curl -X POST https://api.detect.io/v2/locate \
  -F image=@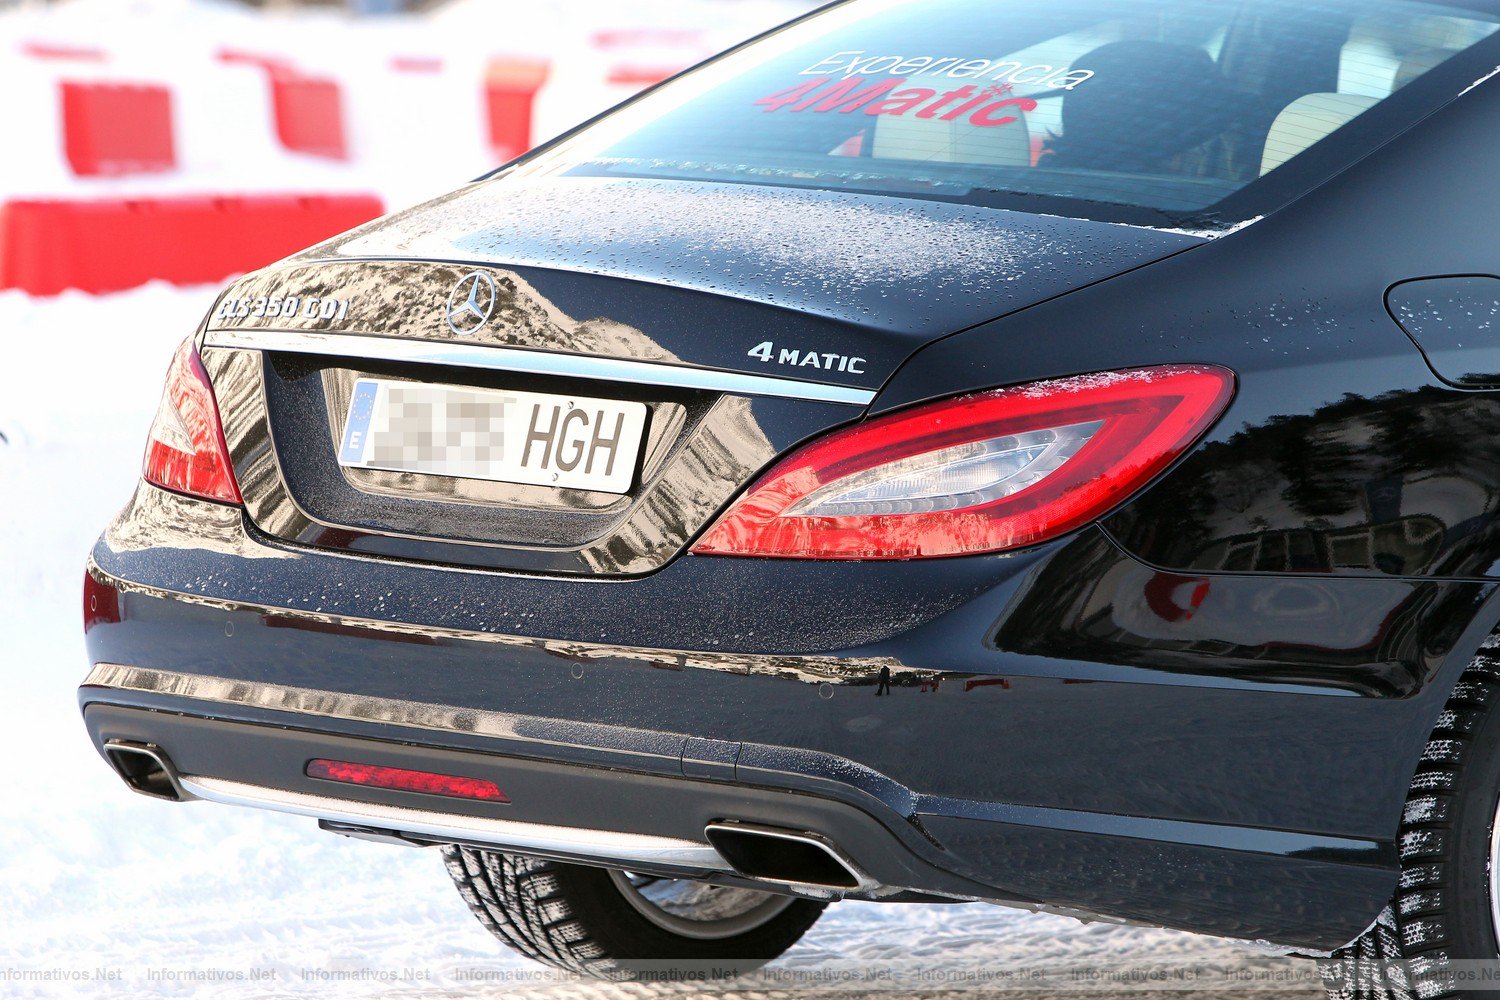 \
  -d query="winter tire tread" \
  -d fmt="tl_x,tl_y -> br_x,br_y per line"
1320,655 -> 1500,1000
